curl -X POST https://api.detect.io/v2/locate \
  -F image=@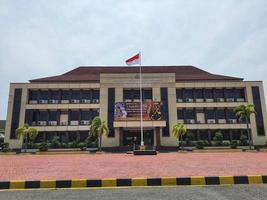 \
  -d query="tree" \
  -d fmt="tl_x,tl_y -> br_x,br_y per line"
234,104 -> 256,150
89,117 -> 109,151
16,124 -> 38,152
172,123 -> 187,150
